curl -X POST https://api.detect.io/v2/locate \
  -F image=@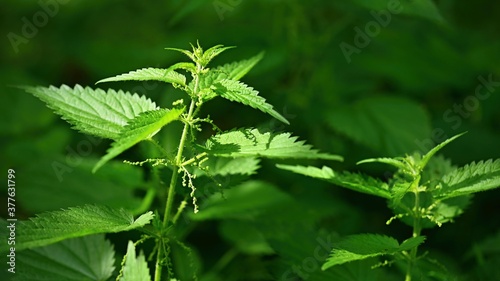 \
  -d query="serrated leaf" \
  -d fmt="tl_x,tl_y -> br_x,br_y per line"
94,108 -> 184,172
200,45 -> 235,66
435,159 -> 500,199
22,85 -> 158,140
97,68 -> 186,86
202,128 -> 342,160
357,157 -> 408,171
167,62 -> 197,74
119,241 -> 152,281
420,132 -> 466,171
277,164 -> 390,198
194,157 -> 261,177
0,205 -> 154,252
15,234 -> 115,281
322,234 -> 425,270
213,79 -> 290,124
217,52 -> 264,80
